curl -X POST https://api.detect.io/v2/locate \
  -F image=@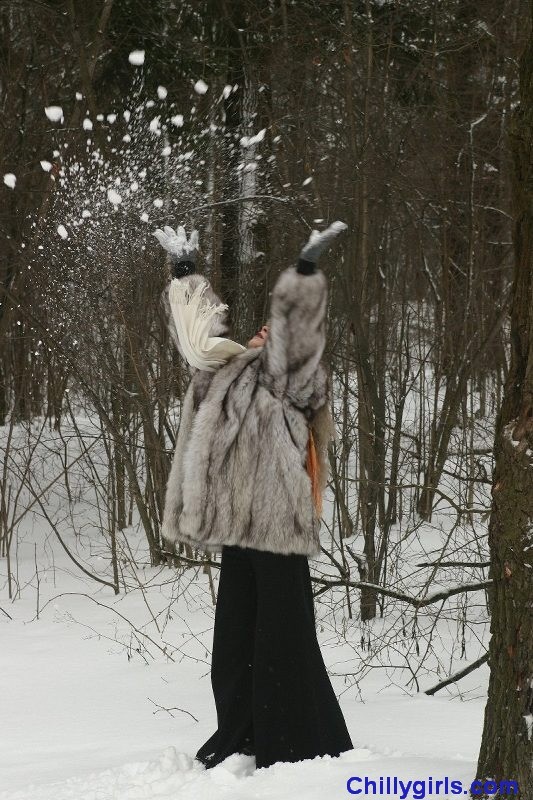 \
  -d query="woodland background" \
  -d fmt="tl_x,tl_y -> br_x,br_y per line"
1,1 -> 532,796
